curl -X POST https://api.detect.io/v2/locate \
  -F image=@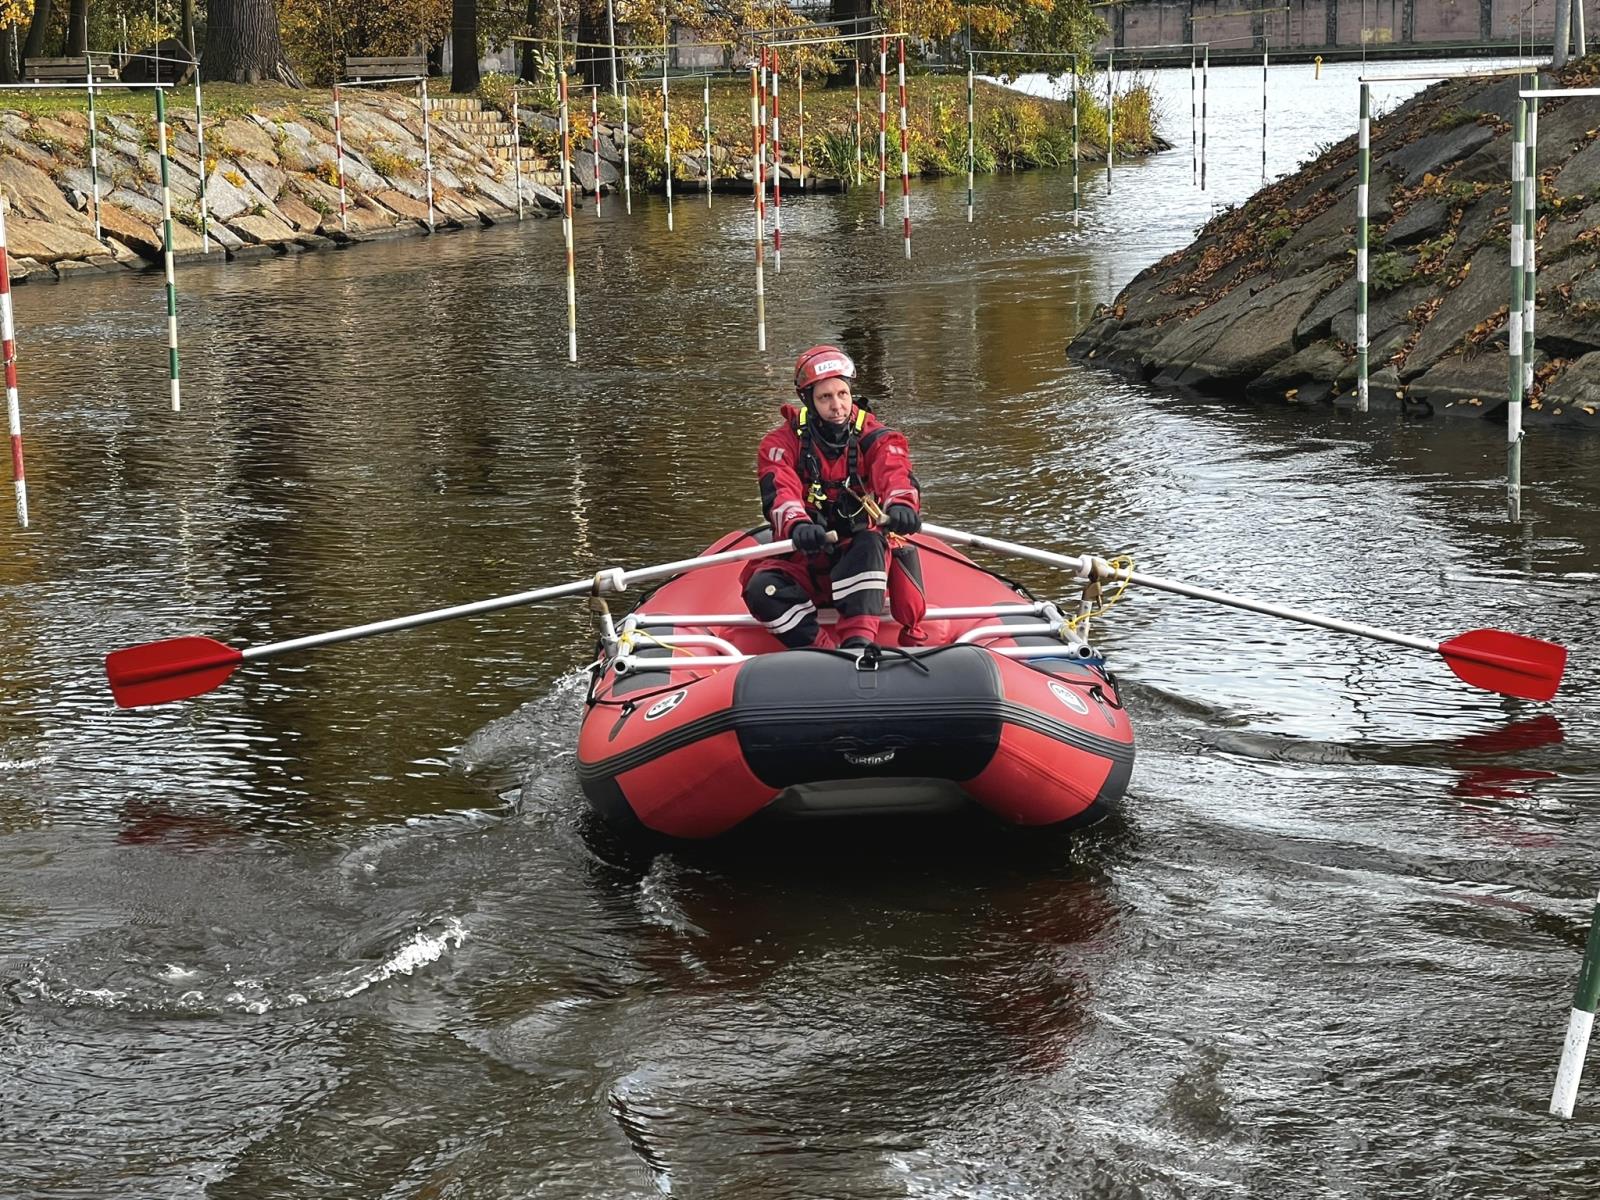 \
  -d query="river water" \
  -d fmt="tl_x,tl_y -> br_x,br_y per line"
2,59 -> 1597,1198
